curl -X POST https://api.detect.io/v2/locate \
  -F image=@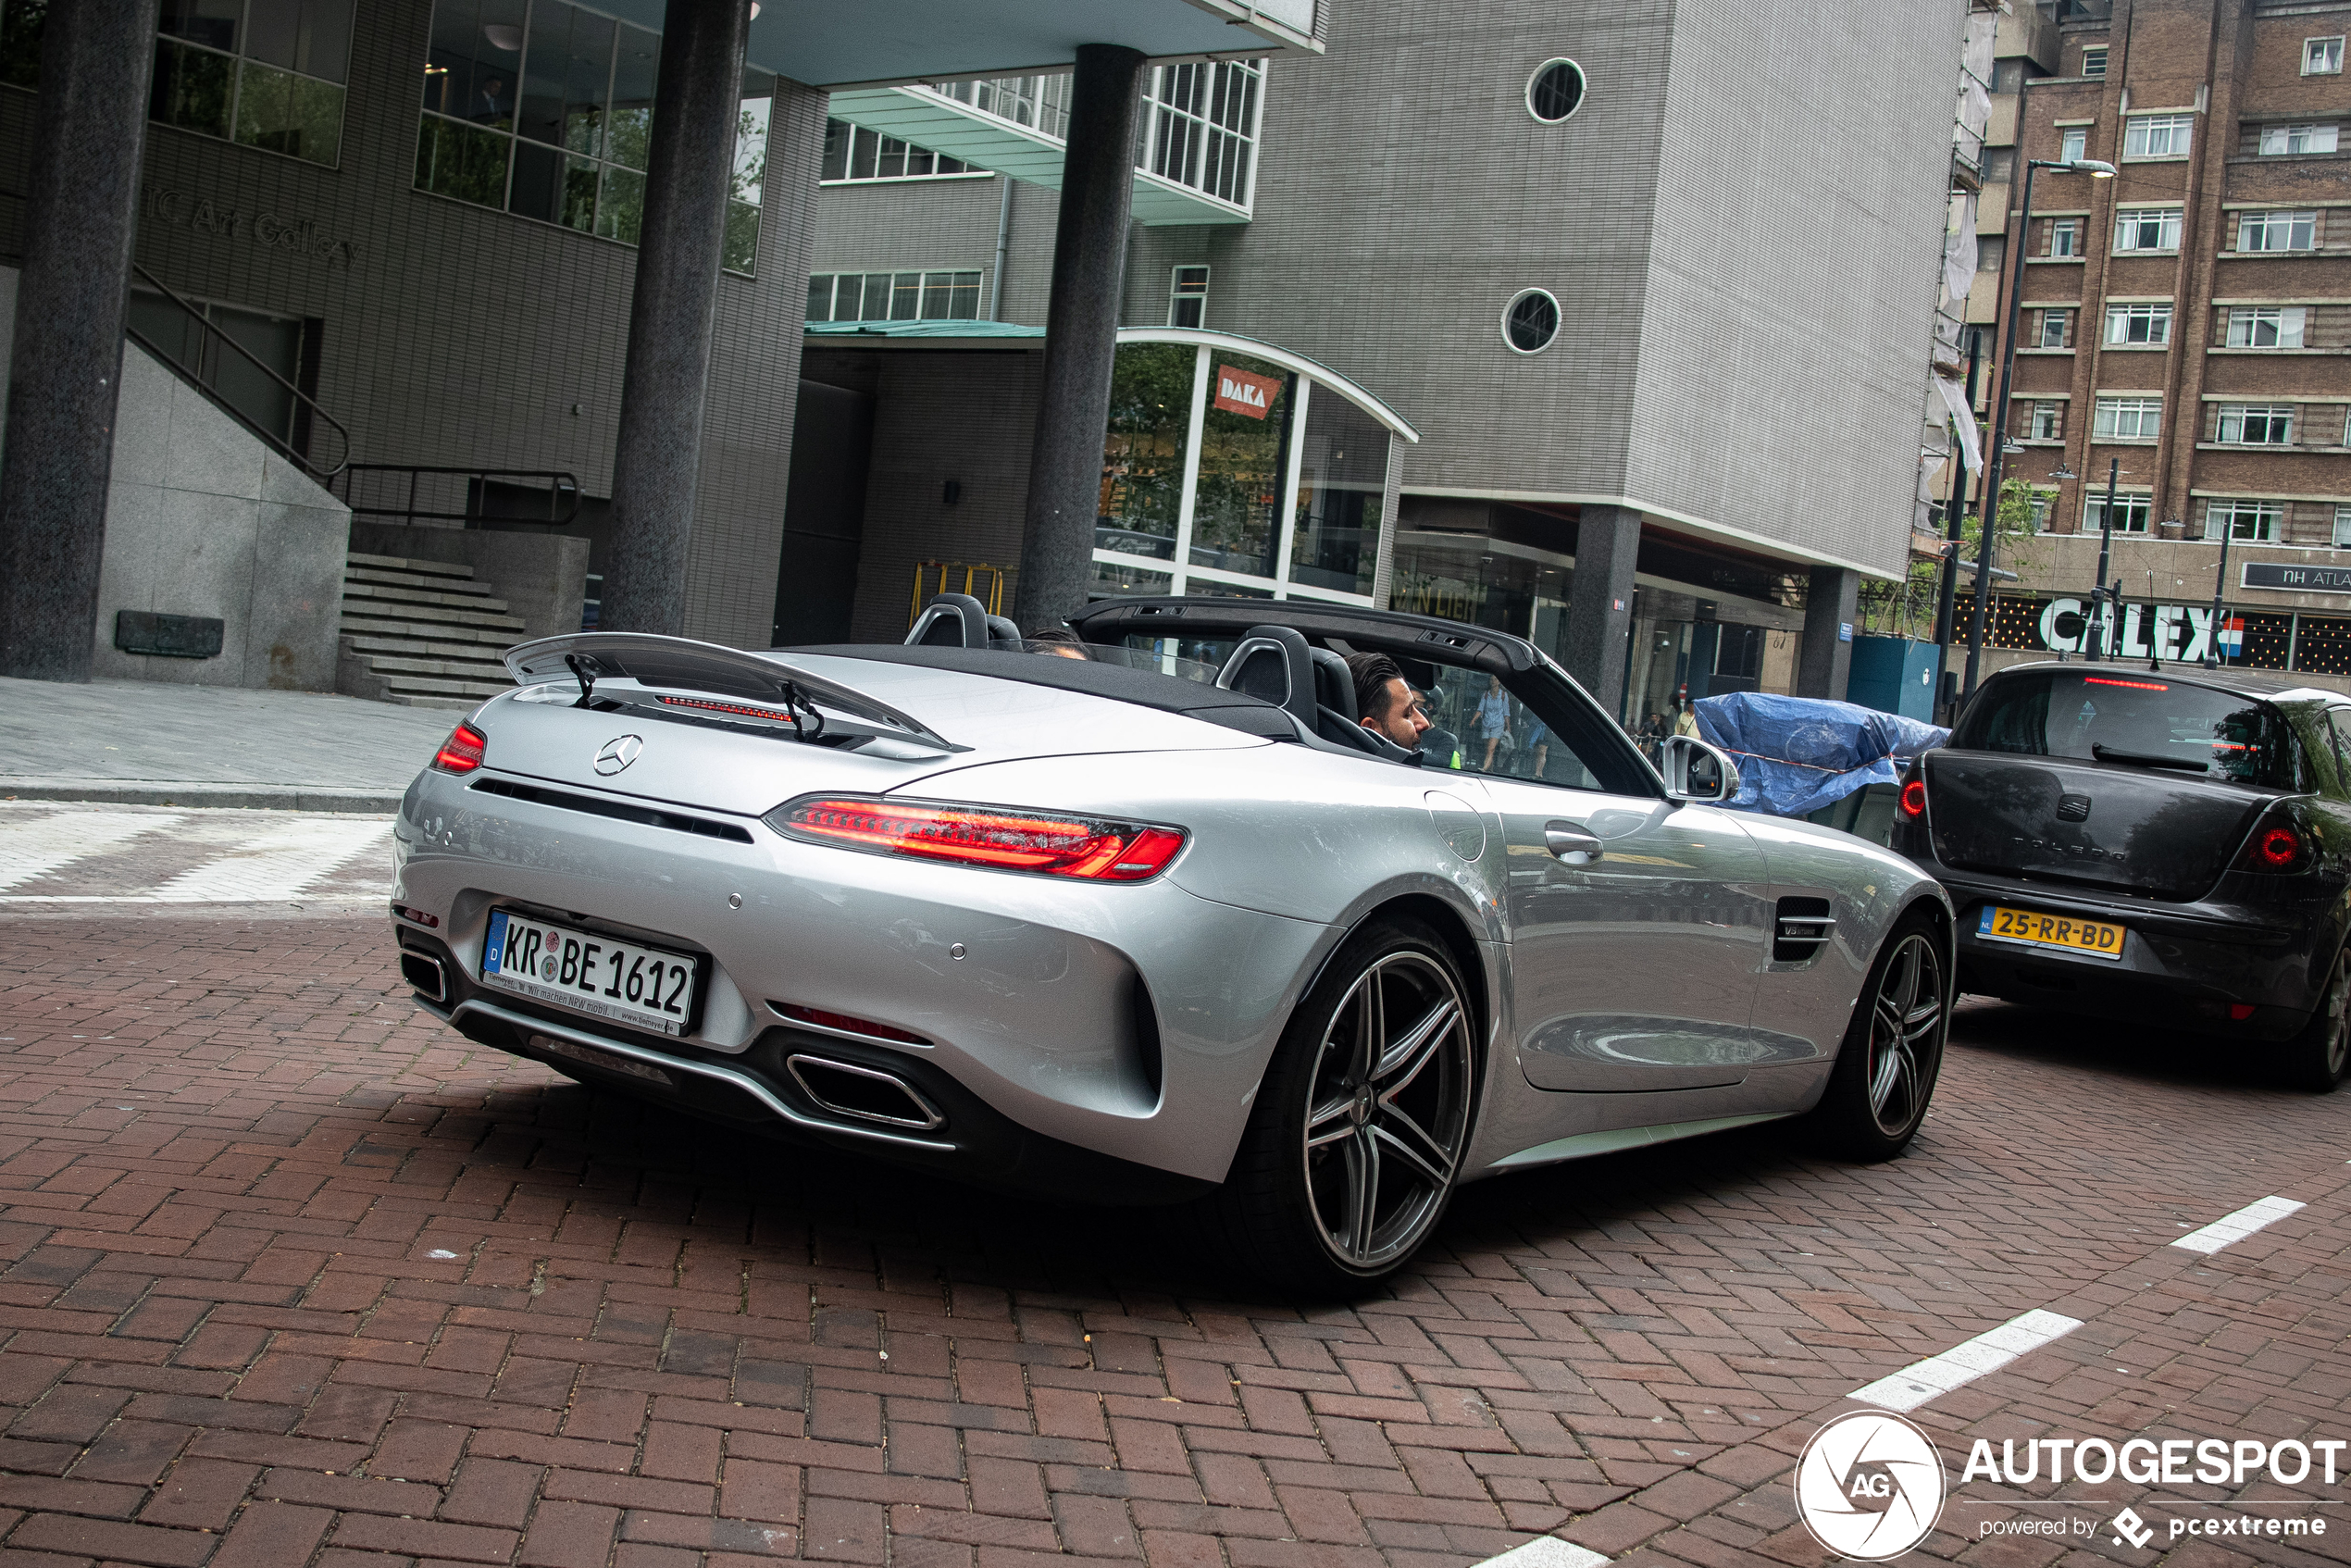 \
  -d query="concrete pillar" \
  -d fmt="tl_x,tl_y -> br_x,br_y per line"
1797,565 -> 1859,700
601,0 -> 750,636
1011,44 -> 1147,631
0,0 -> 162,681
1562,505 -> 1640,716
